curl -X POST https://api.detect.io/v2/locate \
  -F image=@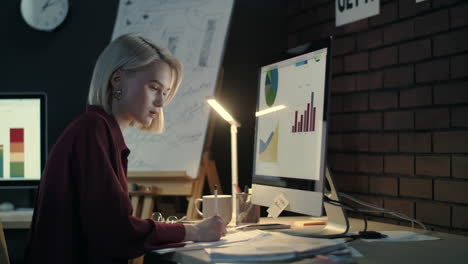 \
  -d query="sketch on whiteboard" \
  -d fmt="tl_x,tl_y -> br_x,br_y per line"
112,0 -> 234,178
